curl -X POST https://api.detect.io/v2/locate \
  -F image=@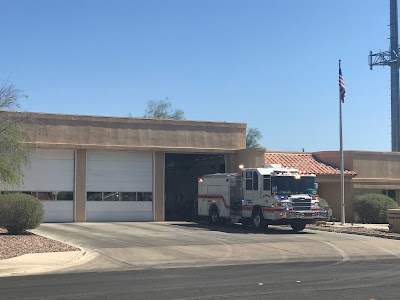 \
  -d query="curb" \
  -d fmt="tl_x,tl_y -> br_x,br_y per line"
307,226 -> 400,240
0,249 -> 89,277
